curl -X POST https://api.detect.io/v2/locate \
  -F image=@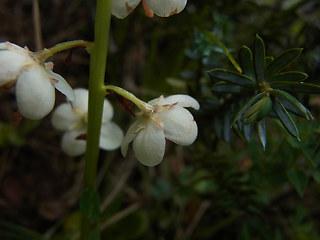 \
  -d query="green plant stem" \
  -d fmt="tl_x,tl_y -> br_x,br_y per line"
35,40 -> 92,63
105,85 -> 153,113
81,0 -> 112,239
